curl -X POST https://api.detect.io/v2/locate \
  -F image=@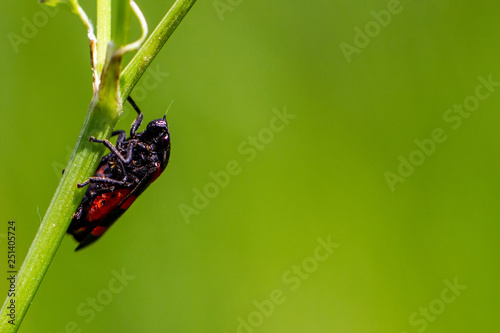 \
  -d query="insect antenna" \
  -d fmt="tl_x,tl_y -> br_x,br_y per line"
163,100 -> 174,120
